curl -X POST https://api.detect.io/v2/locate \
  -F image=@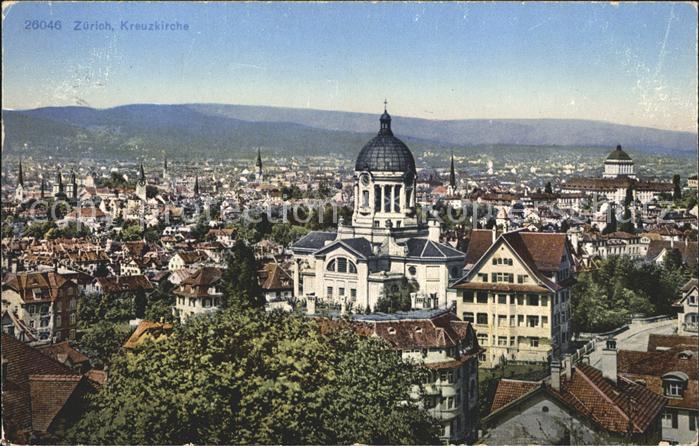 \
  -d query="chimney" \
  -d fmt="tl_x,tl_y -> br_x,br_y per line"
563,354 -> 572,380
428,220 -> 441,243
601,337 -> 618,384
491,226 -> 497,244
306,296 -> 316,315
551,359 -> 561,391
